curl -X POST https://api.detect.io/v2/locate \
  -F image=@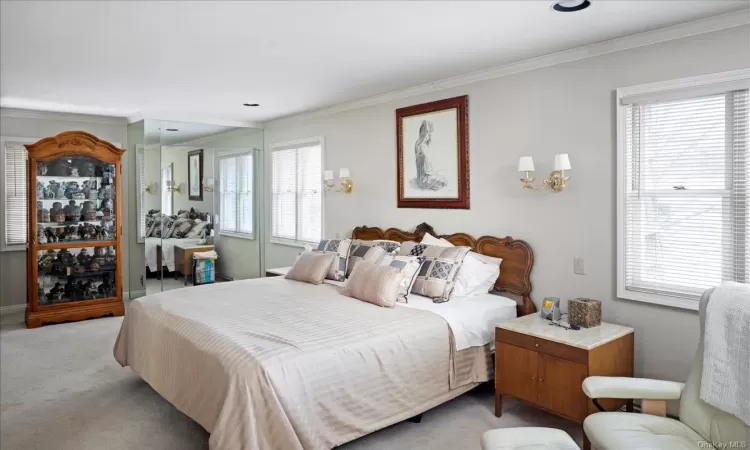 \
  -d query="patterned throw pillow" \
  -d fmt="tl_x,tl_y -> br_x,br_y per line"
346,243 -> 386,277
373,239 -> 401,256
149,217 -> 164,238
380,255 -> 424,303
399,242 -> 471,303
186,220 -> 209,238
314,238 -> 352,282
171,218 -> 195,239
161,216 -> 177,239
